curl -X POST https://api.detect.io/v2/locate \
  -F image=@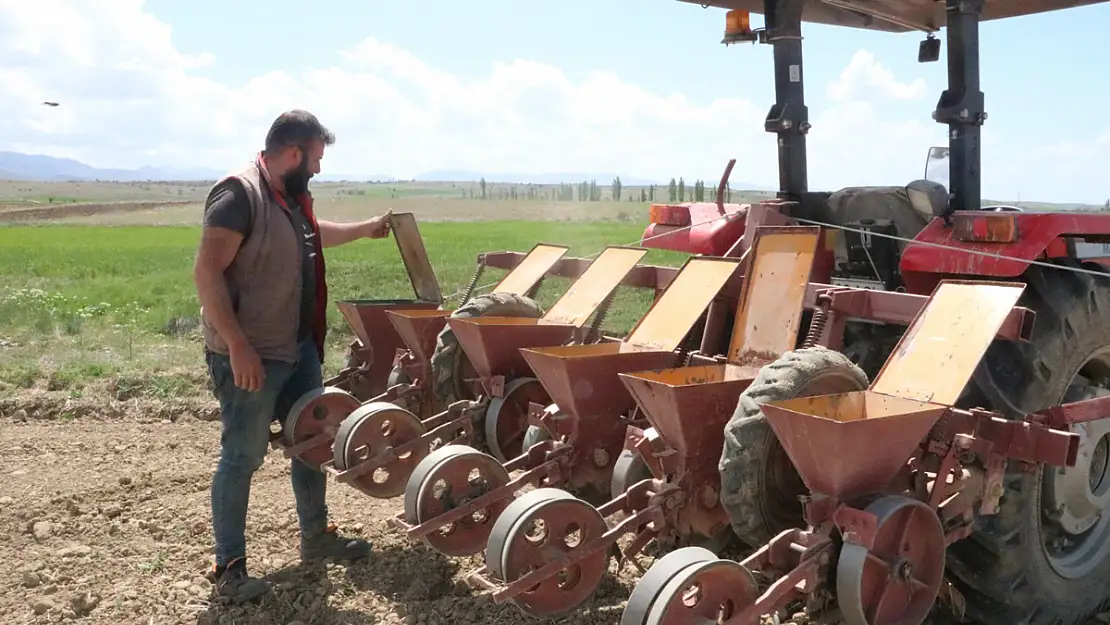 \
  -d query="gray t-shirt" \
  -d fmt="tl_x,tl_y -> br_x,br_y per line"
202,179 -> 316,343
